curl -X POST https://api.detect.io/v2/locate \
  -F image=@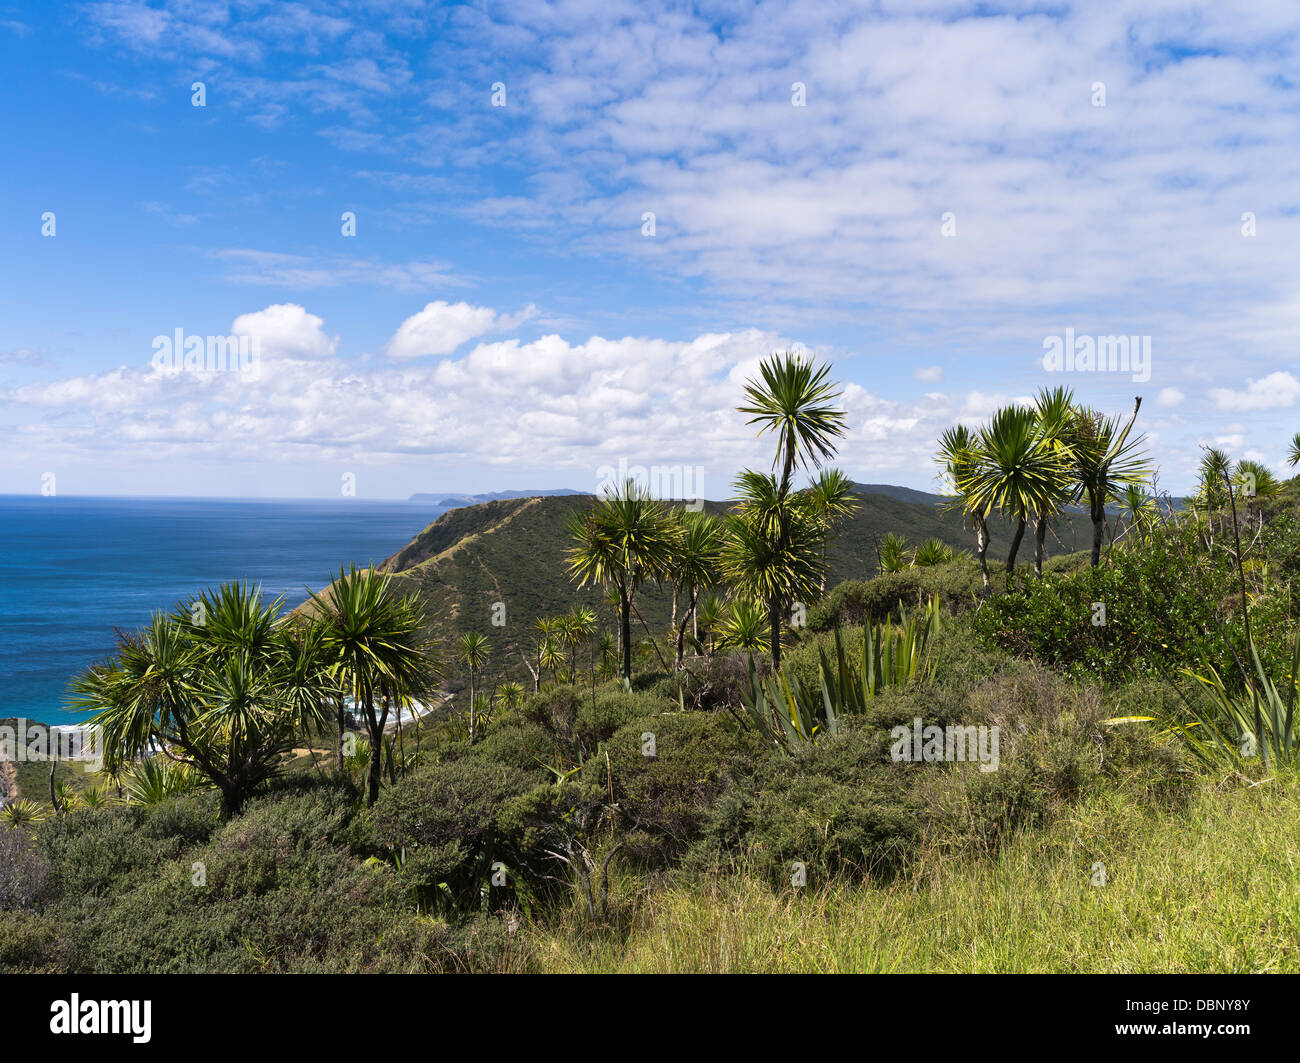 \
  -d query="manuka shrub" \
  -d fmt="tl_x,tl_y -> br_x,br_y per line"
805,560 -> 982,631
688,719 -> 920,888
36,805 -> 187,899
370,757 -> 584,913
520,685 -> 582,757
586,710 -> 754,868
574,687 -> 670,751
462,718 -> 558,774
654,652 -> 761,714
0,828 -> 50,911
